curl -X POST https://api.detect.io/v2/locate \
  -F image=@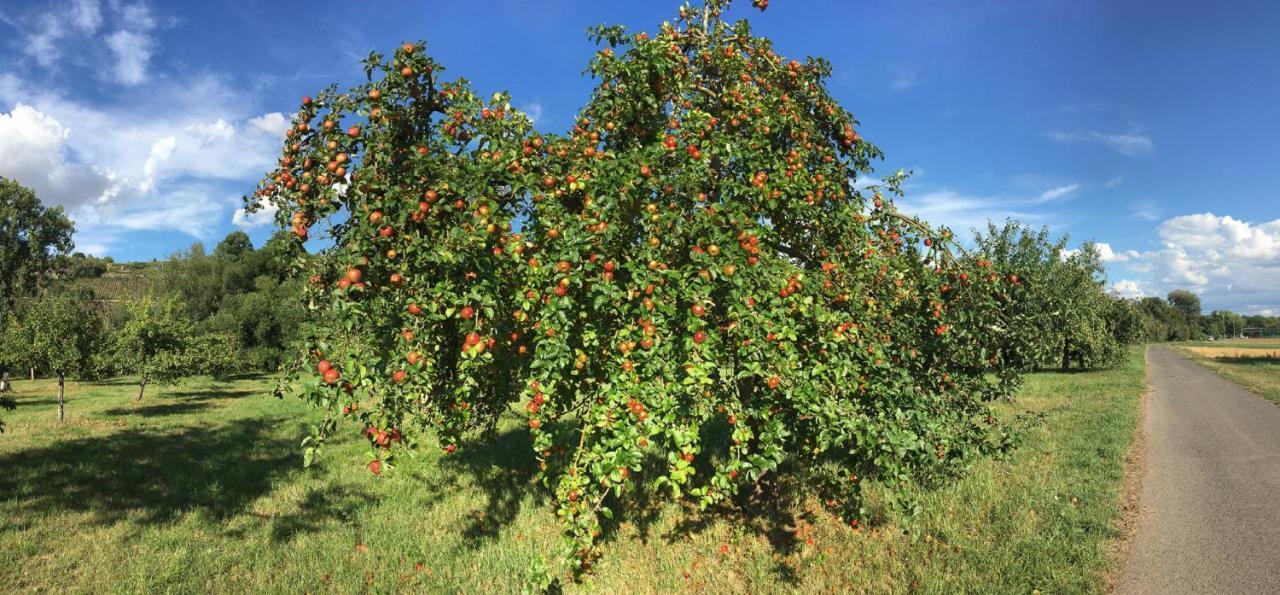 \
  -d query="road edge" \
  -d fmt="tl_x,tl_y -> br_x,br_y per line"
1105,344 -> 1152,592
